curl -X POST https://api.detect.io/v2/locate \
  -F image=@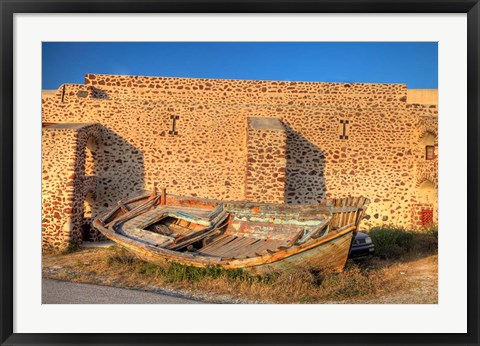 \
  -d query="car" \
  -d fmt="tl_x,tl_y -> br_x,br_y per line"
349,231 -> 375,258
